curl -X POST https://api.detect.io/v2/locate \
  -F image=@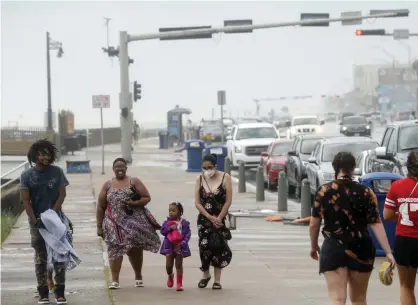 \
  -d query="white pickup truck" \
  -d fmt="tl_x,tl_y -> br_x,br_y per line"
289,115 -> 324,138
226,122 -> 279,168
